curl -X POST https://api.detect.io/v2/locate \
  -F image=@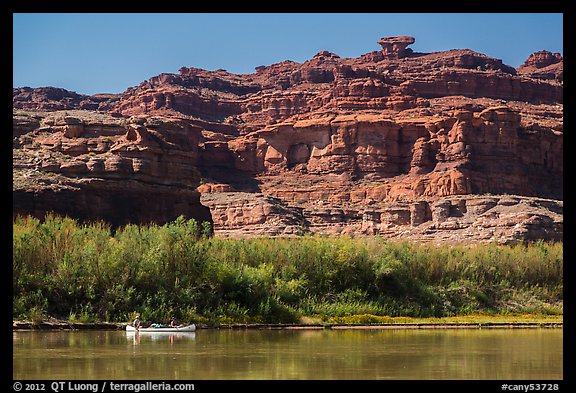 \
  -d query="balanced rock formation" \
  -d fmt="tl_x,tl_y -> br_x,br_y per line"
13,36 -> 563,243
377,35 -> 416,58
